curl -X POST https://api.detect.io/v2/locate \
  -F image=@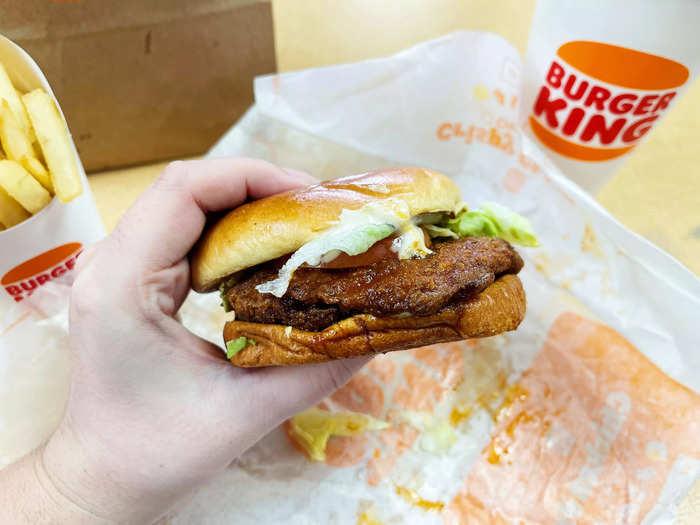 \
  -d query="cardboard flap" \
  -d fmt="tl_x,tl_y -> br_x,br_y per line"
1,1 -> 275,171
